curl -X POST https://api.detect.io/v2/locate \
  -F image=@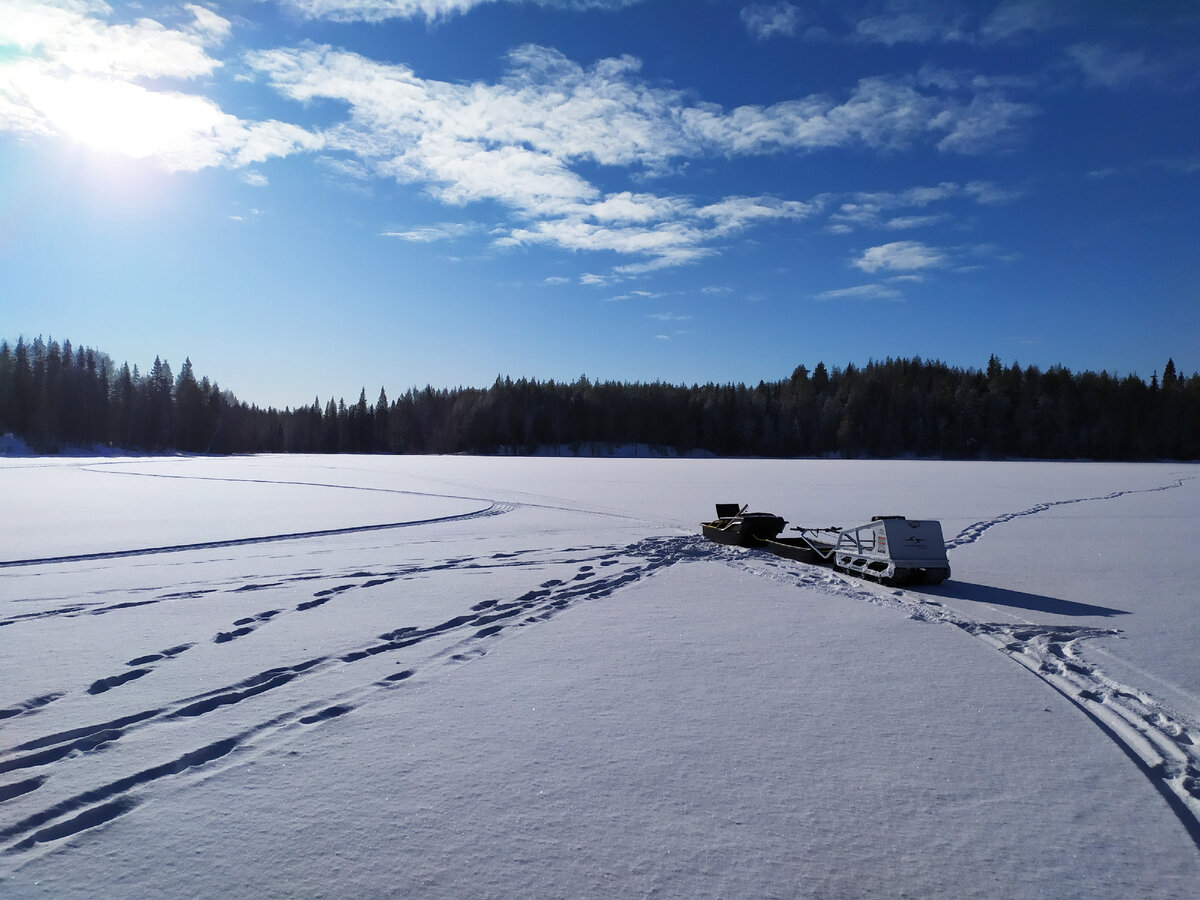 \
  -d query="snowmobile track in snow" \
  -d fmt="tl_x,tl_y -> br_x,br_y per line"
719,475 -> 1200,853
